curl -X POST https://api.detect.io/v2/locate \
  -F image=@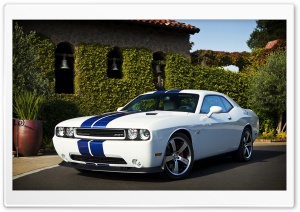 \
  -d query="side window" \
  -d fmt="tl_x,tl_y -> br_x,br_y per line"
220,96 -> 233,112
200,95 -> 233,114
